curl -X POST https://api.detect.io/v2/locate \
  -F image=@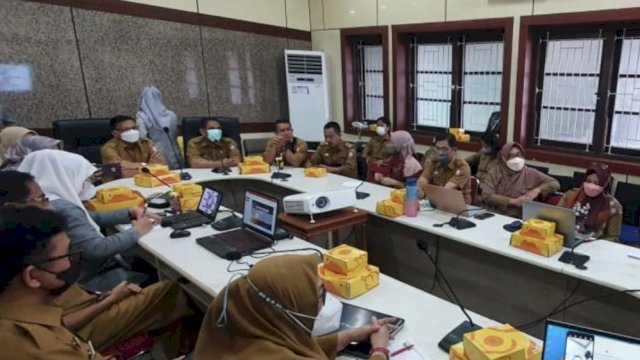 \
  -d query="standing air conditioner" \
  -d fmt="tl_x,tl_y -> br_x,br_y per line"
284,50 -> 330,142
